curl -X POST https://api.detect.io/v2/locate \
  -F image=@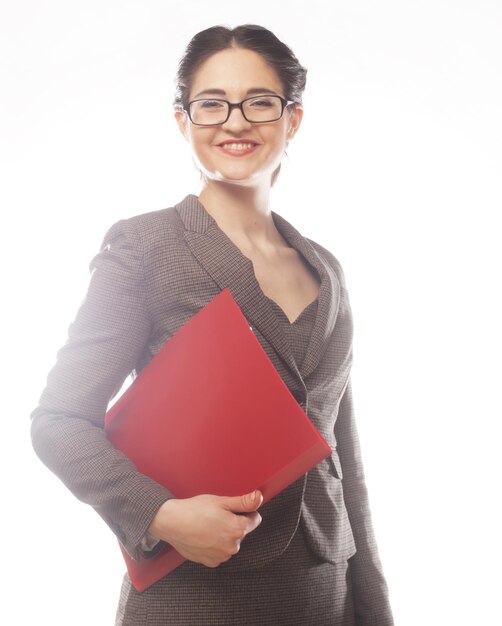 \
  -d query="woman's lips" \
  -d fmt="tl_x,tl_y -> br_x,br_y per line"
215,143 -> 260,156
